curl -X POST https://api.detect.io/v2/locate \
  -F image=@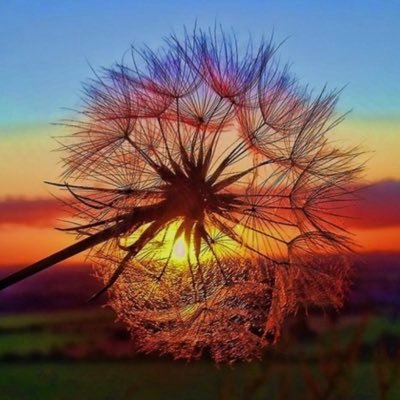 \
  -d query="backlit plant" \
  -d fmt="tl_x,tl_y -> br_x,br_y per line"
0,27 -> 363,362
